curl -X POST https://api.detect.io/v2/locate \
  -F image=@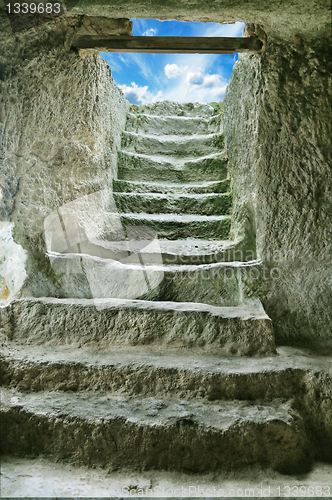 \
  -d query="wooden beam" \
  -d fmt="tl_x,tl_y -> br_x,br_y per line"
72,36 -> 262,54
